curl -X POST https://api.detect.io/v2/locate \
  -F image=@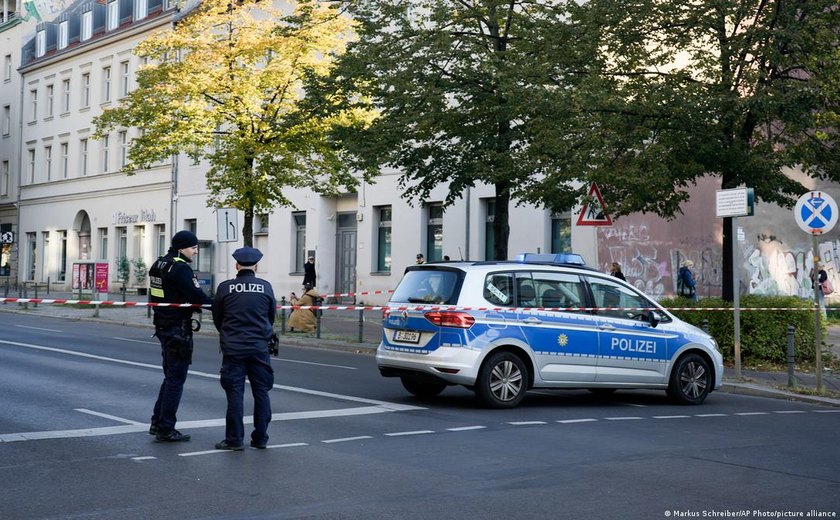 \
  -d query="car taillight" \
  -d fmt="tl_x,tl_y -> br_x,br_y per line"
424,311 -> 475,328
